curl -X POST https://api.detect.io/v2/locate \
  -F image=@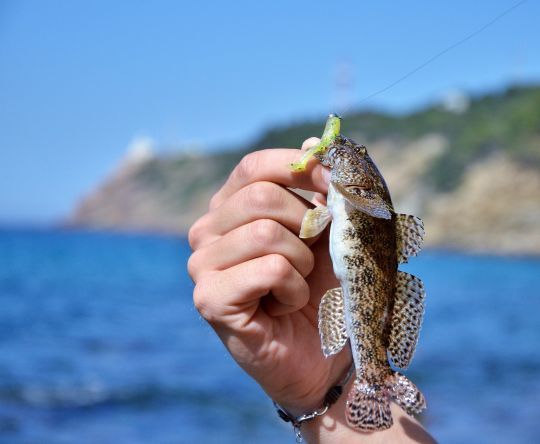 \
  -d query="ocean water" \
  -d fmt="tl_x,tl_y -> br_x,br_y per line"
0,228 -> 538,444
